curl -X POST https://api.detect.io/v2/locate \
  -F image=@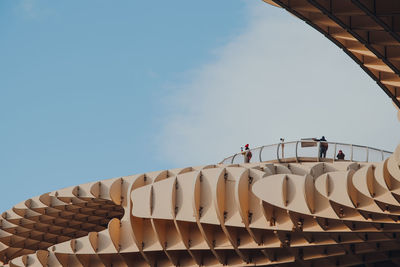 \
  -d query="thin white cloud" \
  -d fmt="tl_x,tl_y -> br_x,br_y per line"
18,0 -> 53,19
158,1 -> 400,167
20,0 -> 37,18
